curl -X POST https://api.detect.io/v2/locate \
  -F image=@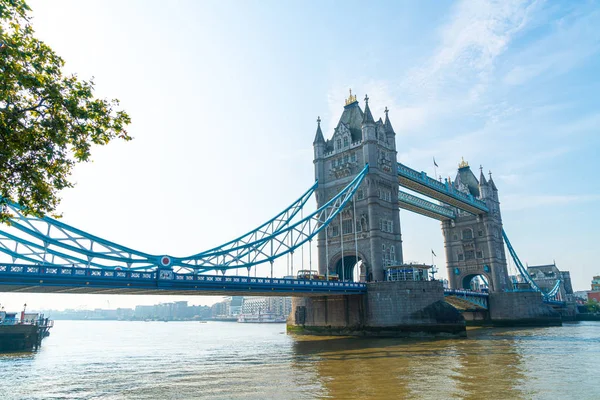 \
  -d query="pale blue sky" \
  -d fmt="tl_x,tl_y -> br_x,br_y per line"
2,0 -> 599,311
